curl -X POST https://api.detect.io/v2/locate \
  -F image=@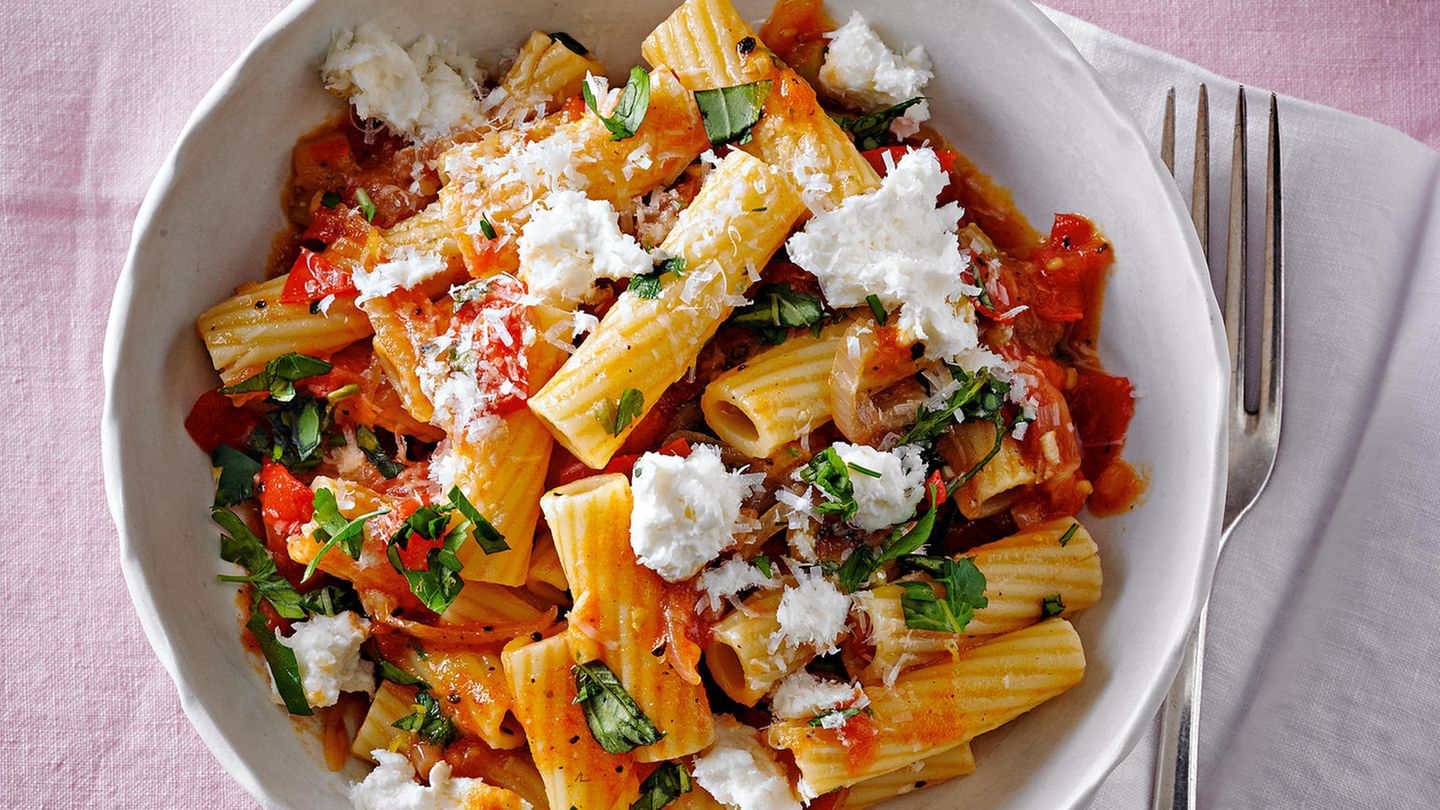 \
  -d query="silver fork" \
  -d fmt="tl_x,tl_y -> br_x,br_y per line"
1151,85 -> 1285,810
